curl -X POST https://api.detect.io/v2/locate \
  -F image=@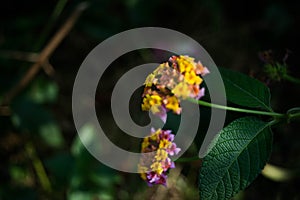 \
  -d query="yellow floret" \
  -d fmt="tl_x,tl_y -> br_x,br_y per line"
141,137 -> 150,150
150,105 -> 161,114
159,139 -> 172,149
149,129 -> 160,141
184,71 -> 203,85
172,82 -> 190,99
141,94 -> 162,112
144,73 -> 155,87
155,149 -> 168,161
138,165 -> 148,180
177,55 -> 195,73
150,162 -> 163,175
165,96 -> 181,113
153,62 -> 169,75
